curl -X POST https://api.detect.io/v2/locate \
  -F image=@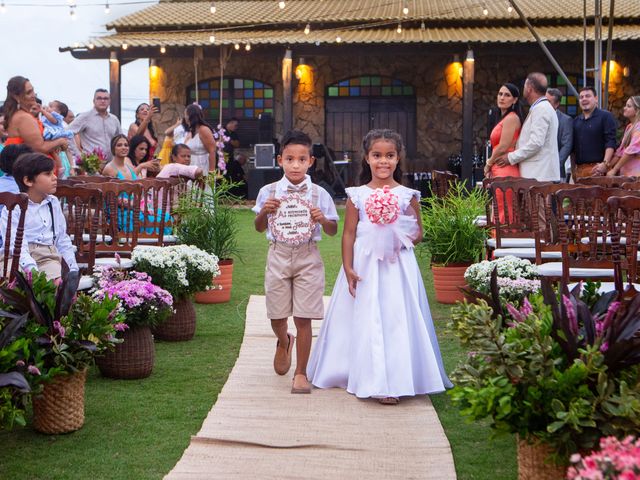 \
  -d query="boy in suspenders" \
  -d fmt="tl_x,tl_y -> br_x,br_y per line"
253,131 -> 338,394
